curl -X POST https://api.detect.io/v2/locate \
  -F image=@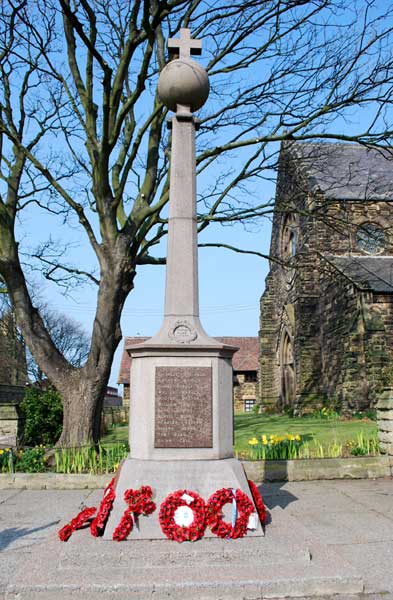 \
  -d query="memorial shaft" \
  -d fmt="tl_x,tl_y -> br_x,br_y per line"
165,115 -> 199,319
